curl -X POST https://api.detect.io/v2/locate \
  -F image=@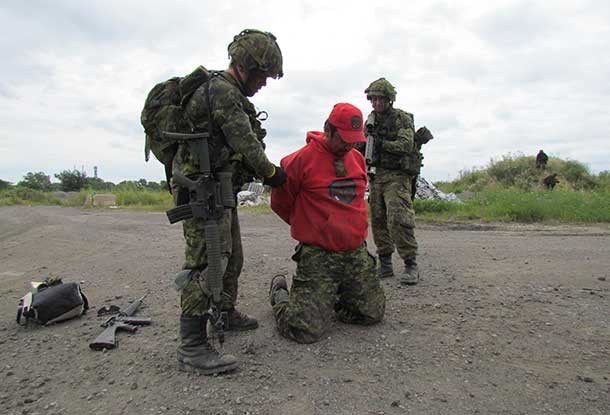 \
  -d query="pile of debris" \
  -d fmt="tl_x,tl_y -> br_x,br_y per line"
237,182 -> 268,206
413,177 -> 459,201
236,178 -> 459,207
